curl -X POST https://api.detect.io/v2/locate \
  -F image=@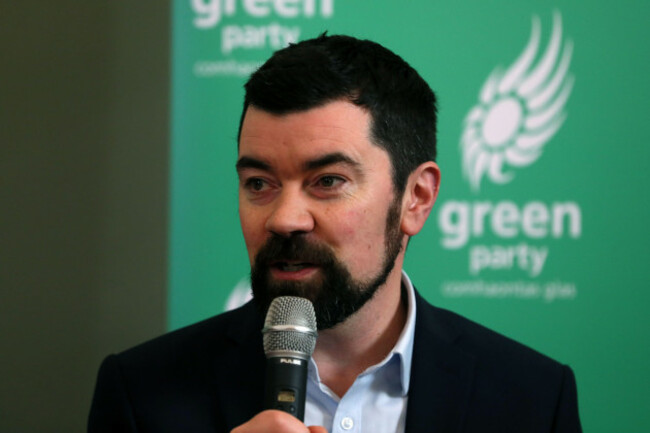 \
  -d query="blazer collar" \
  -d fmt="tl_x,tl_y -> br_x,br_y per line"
405,290 -> 476,433
215,301 -> 267,430
218,292 -> 476,432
